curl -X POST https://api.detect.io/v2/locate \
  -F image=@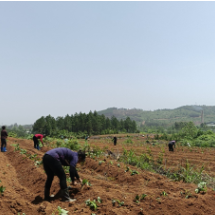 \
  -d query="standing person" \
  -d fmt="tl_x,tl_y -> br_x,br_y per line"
1,126 -> 8,152
42,148 -> 86,202
113,136 -> 117,146
168,140 -> 176,152
33,134 -> 46,150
